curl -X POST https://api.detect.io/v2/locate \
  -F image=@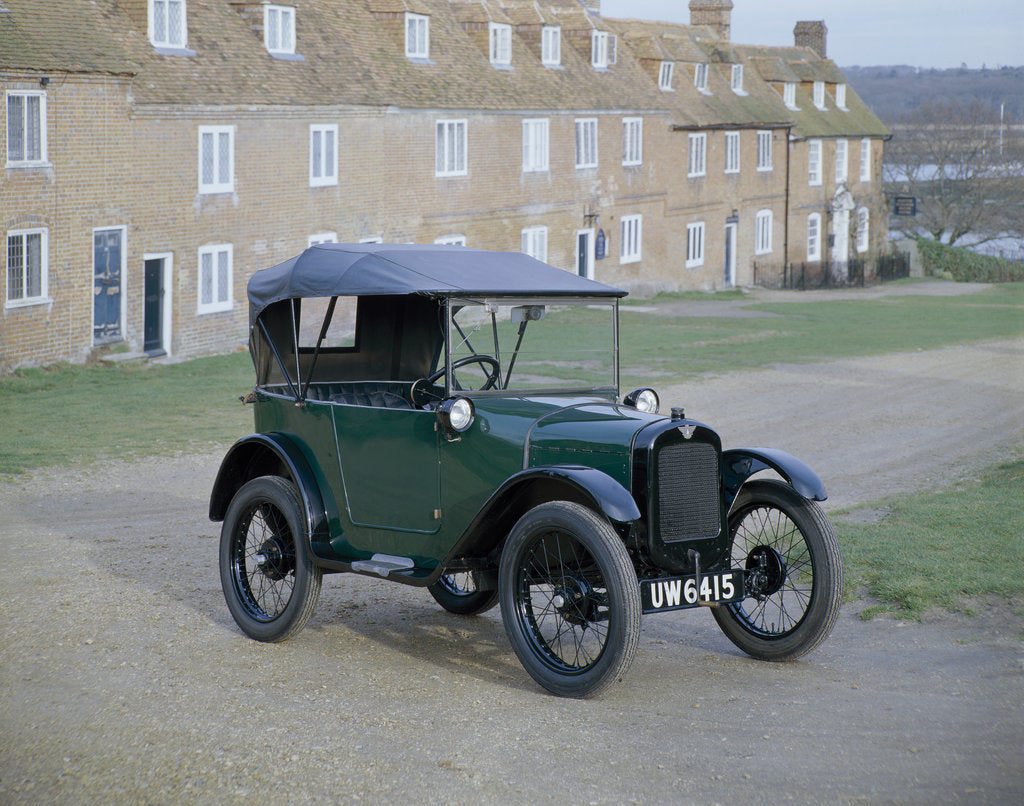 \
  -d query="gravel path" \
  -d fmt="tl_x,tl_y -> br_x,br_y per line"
2,285 -> 1023,805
